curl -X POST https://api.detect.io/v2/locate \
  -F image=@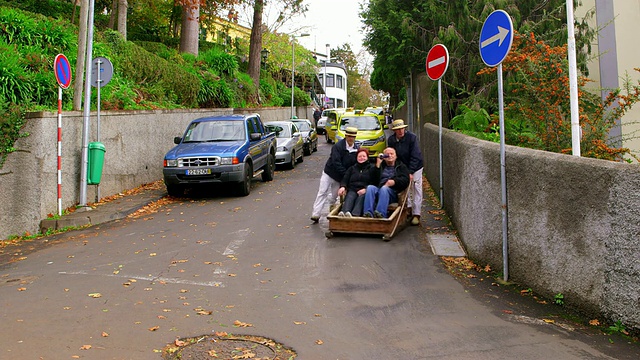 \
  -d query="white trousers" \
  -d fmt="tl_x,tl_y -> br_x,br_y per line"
409,168 -> 423,217
311,171 -> 340,218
